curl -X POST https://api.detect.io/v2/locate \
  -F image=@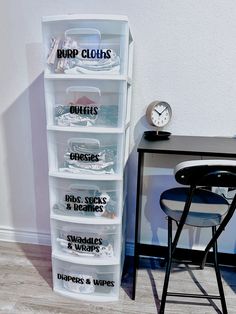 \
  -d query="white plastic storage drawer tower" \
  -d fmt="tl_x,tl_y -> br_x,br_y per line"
42,14 -> 133,301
